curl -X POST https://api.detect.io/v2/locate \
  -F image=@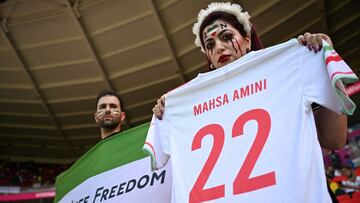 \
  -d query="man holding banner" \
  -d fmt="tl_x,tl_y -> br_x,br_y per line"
54,90 -> 171,203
